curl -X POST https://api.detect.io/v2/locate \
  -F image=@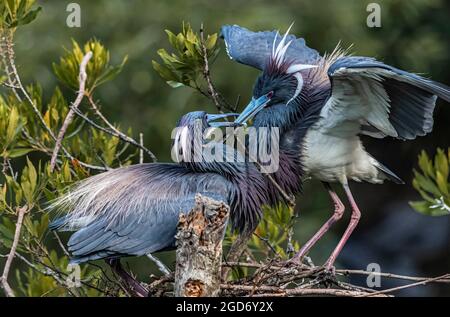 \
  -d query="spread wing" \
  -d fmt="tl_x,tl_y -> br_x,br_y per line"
220,24 -> 321,70
49,164 -> 230,263
317,56 -> 450,140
